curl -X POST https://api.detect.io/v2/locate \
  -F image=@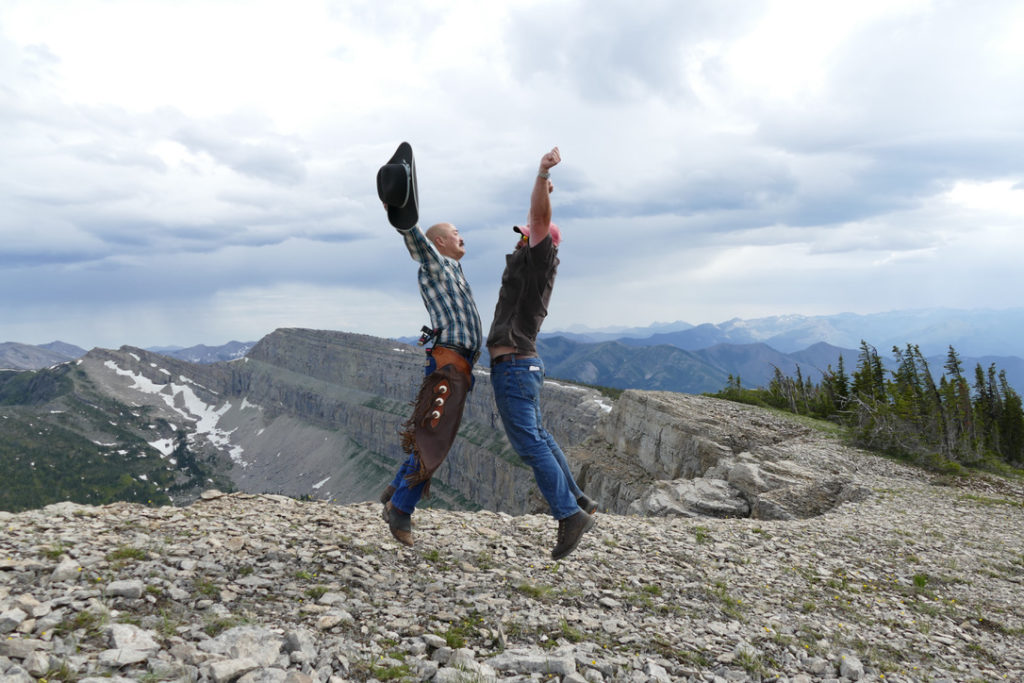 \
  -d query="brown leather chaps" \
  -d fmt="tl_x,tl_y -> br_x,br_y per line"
399,346 -> 473,489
